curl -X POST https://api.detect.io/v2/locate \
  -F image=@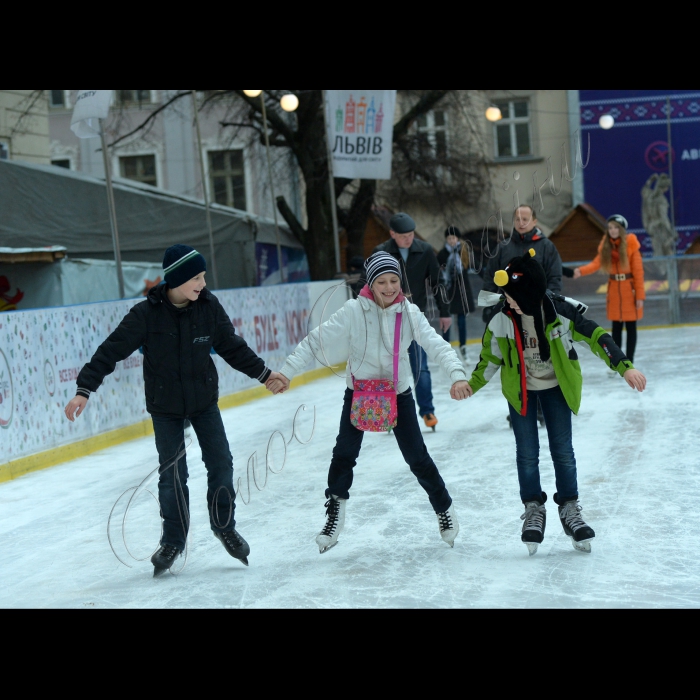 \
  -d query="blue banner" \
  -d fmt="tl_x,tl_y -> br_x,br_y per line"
579,90 -> 700,255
